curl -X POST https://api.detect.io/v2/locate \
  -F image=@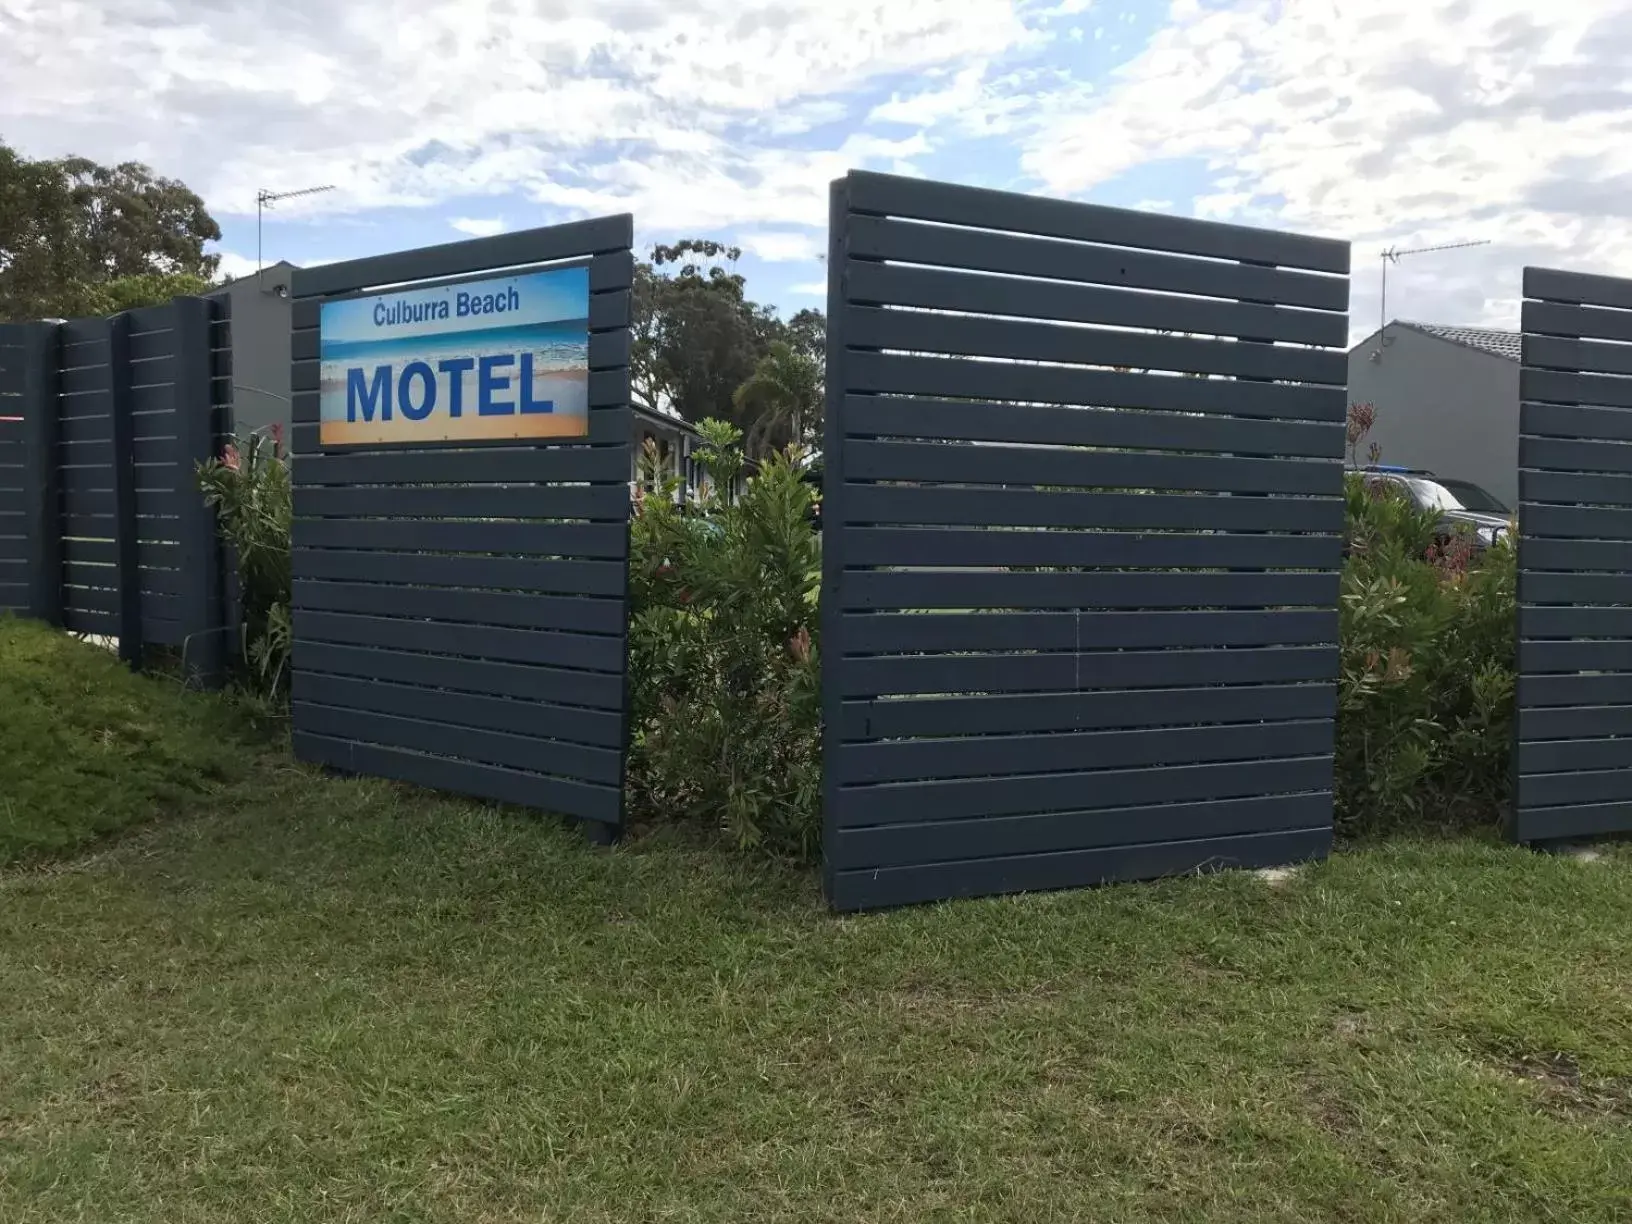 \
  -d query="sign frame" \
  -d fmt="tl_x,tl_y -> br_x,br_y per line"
315,261 -> 594,451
